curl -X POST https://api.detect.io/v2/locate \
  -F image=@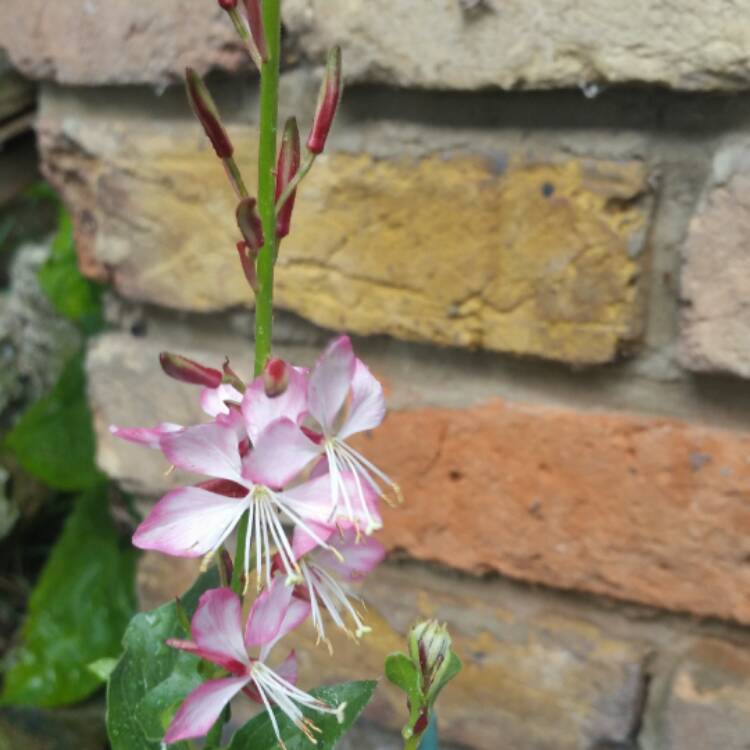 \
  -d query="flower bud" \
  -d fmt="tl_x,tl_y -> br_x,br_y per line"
263,358 -> 289,397
408,620 -> 452,693
235,240 -> 258,292
242,0 -> 268,63
217,0 -> 237,9
307,47 -> 342,155
185,68 -> 234,159
236,197 -> 265,251
159,352 -> 223,388
275,118 -> 301,238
